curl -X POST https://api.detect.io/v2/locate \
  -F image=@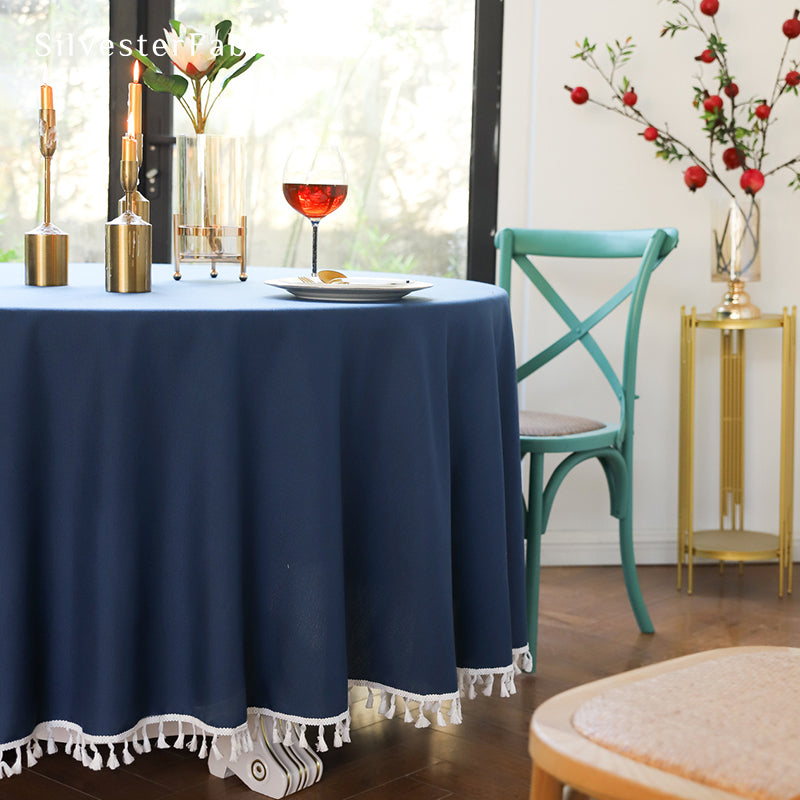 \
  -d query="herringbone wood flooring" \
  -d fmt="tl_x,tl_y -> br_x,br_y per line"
1,564 -> 796,799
